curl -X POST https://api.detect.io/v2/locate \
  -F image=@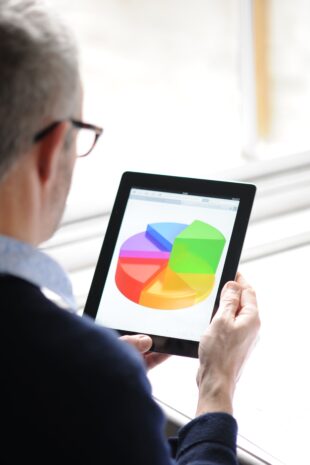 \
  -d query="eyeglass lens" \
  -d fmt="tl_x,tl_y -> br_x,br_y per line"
76,127 -> 97,157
